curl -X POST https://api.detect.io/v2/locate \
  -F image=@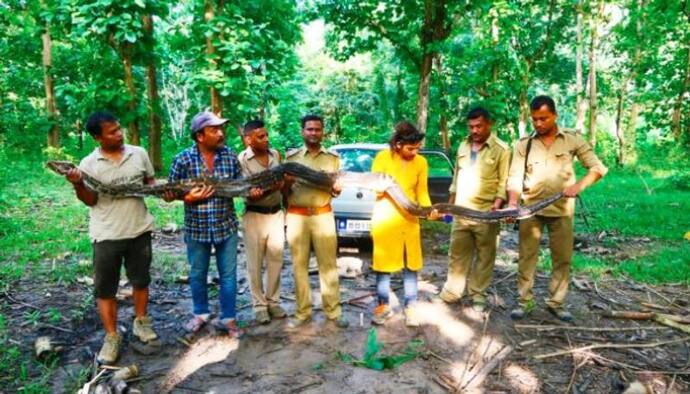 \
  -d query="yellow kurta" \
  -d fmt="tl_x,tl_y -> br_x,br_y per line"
371,149 -> 431,273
